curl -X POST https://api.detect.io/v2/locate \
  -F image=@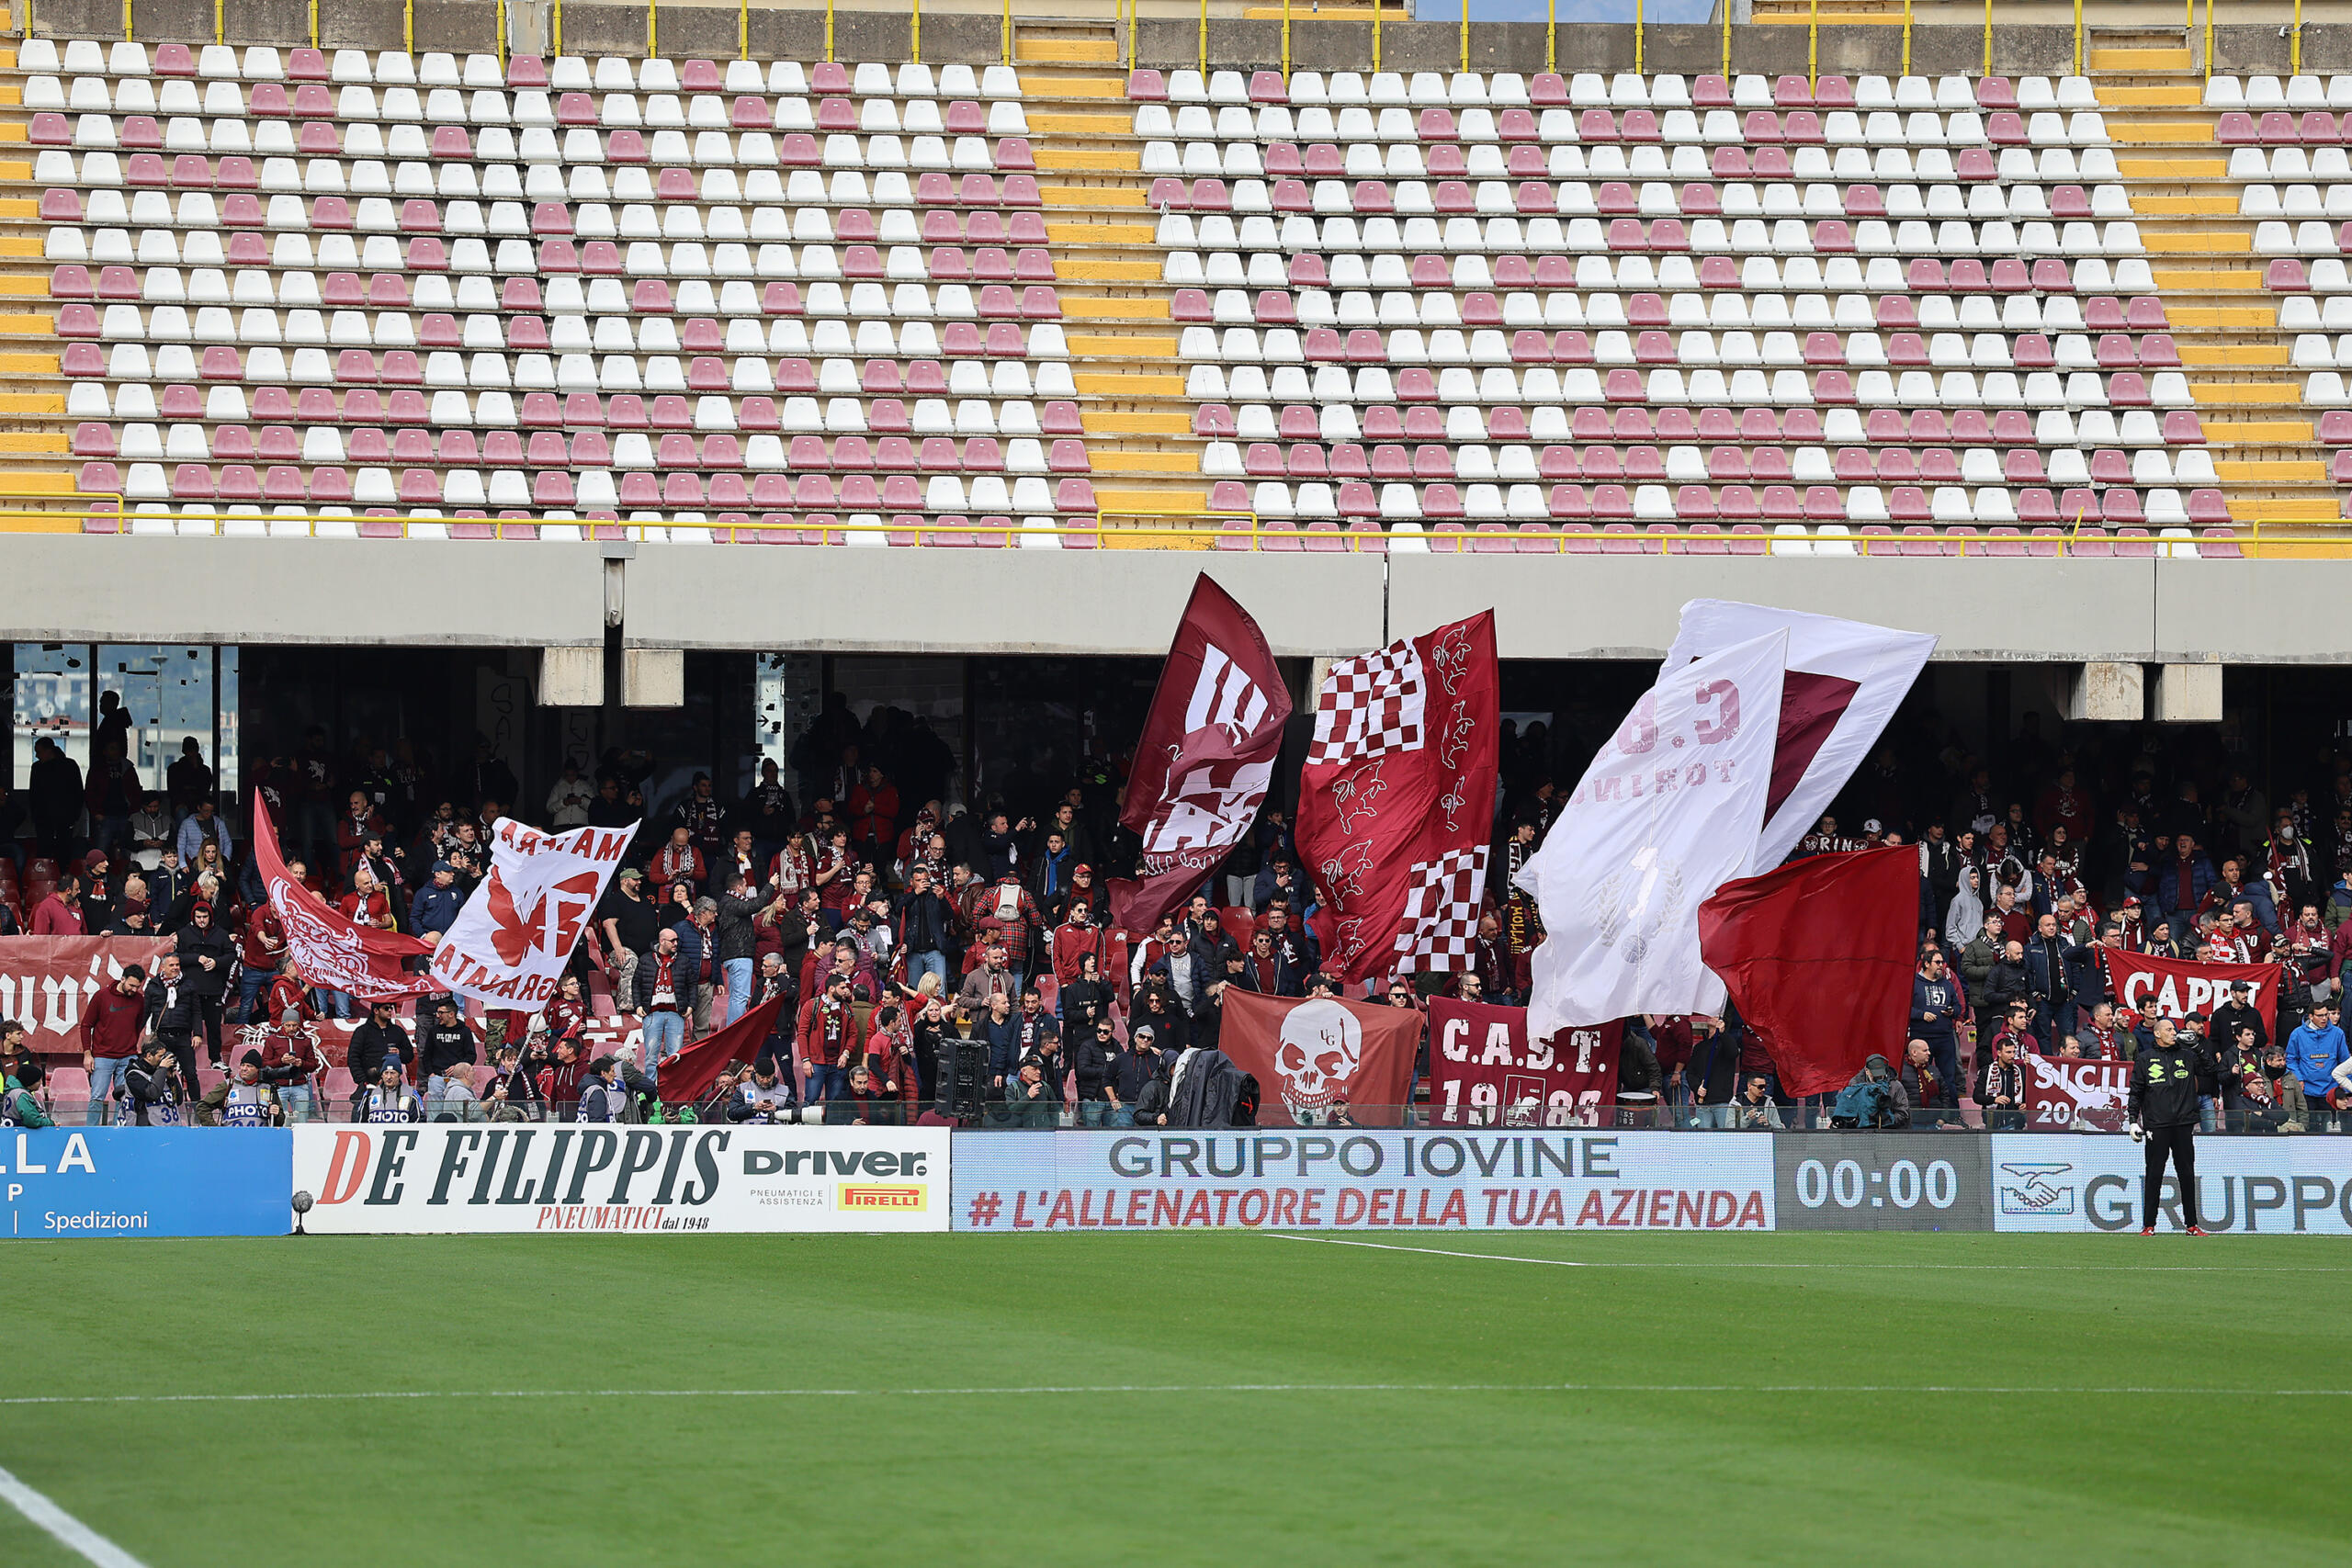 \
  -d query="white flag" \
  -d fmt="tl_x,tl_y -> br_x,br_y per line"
1515,631 -> 1788,1035
429,818 -> 639,1007
1662,600 -> 1936,874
